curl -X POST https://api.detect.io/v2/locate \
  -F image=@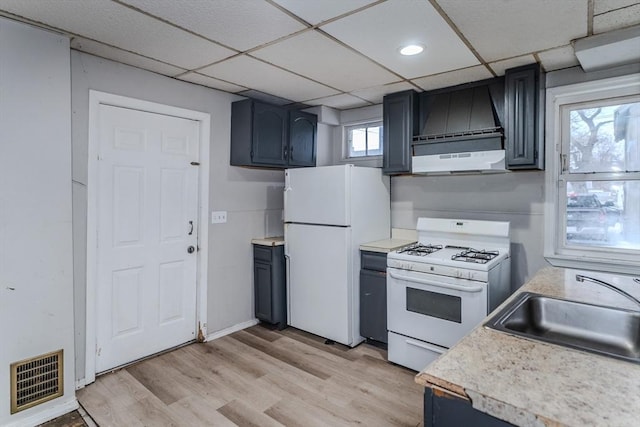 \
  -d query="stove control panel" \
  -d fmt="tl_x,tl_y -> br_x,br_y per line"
387,259 -> 490,283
